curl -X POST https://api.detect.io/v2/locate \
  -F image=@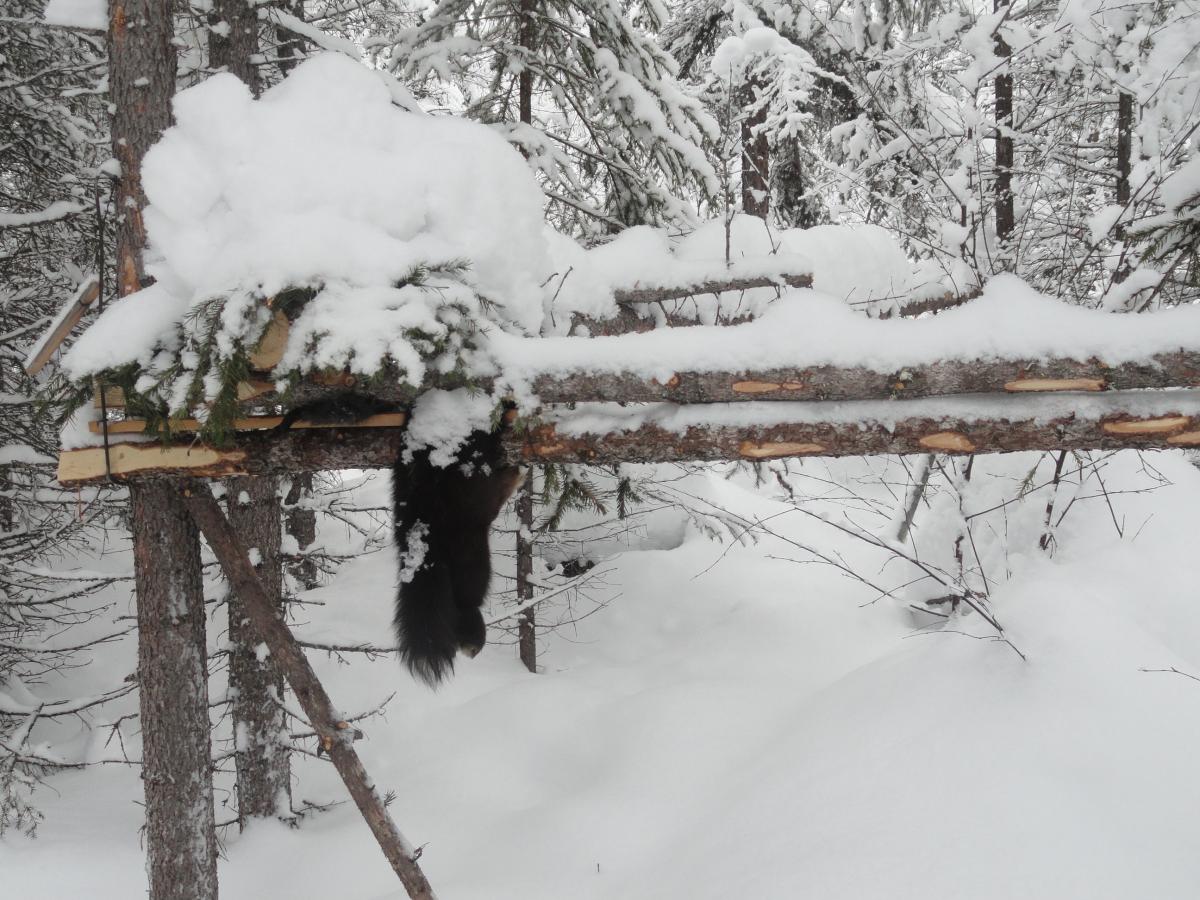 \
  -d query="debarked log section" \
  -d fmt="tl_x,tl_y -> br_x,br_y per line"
57,405 -> 1200,485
